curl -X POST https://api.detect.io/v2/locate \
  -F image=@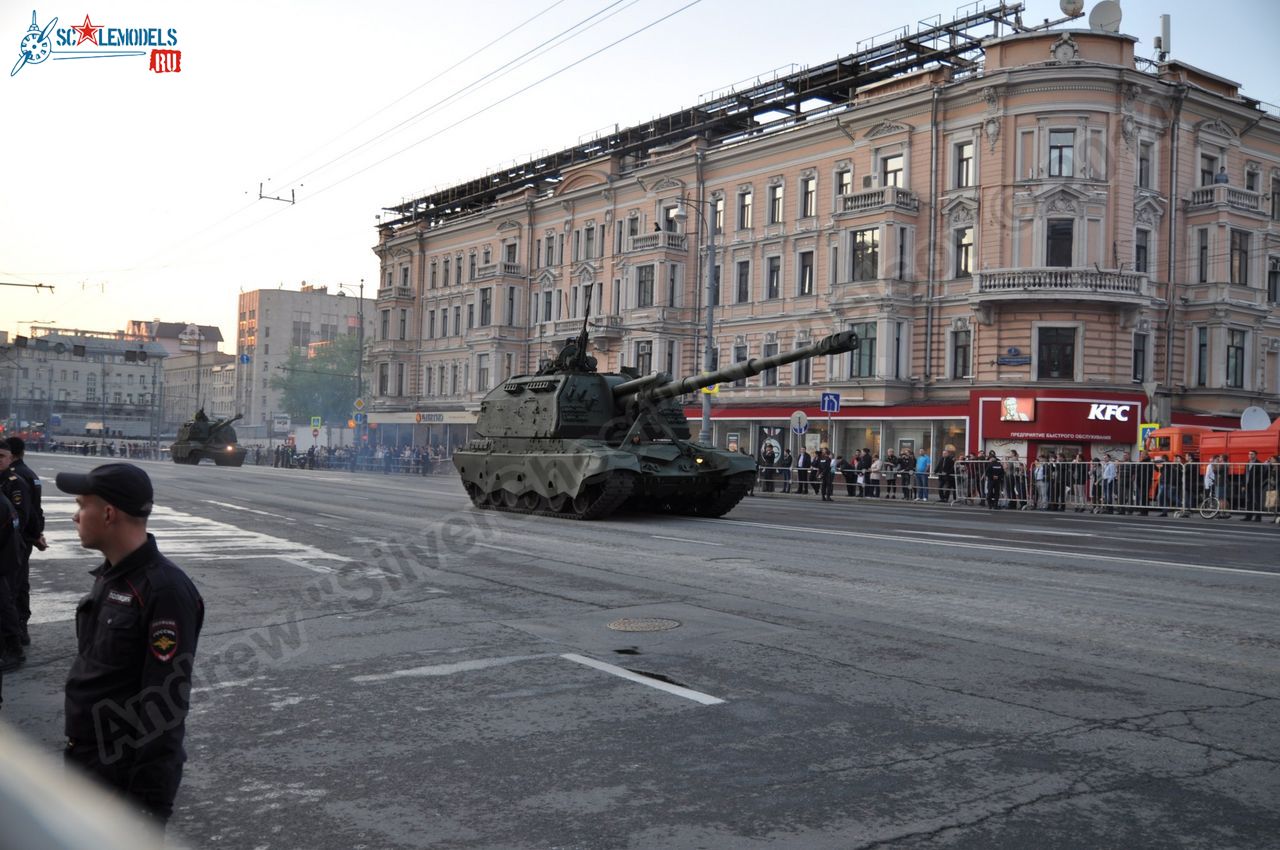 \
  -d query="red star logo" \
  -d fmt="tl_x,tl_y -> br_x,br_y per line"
72,15 -> 102,46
